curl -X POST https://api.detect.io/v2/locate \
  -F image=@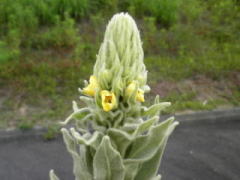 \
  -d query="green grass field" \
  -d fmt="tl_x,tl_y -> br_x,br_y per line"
0,0 -> 239,130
